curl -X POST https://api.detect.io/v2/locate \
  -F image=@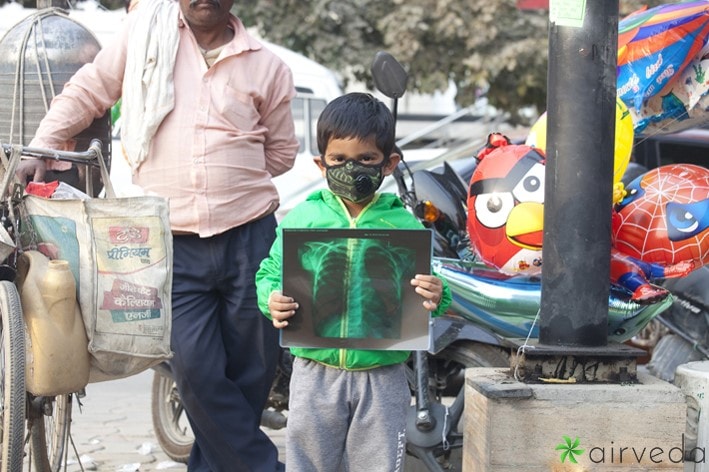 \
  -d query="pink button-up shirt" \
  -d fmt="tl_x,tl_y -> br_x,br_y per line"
30,10 -> 299,237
